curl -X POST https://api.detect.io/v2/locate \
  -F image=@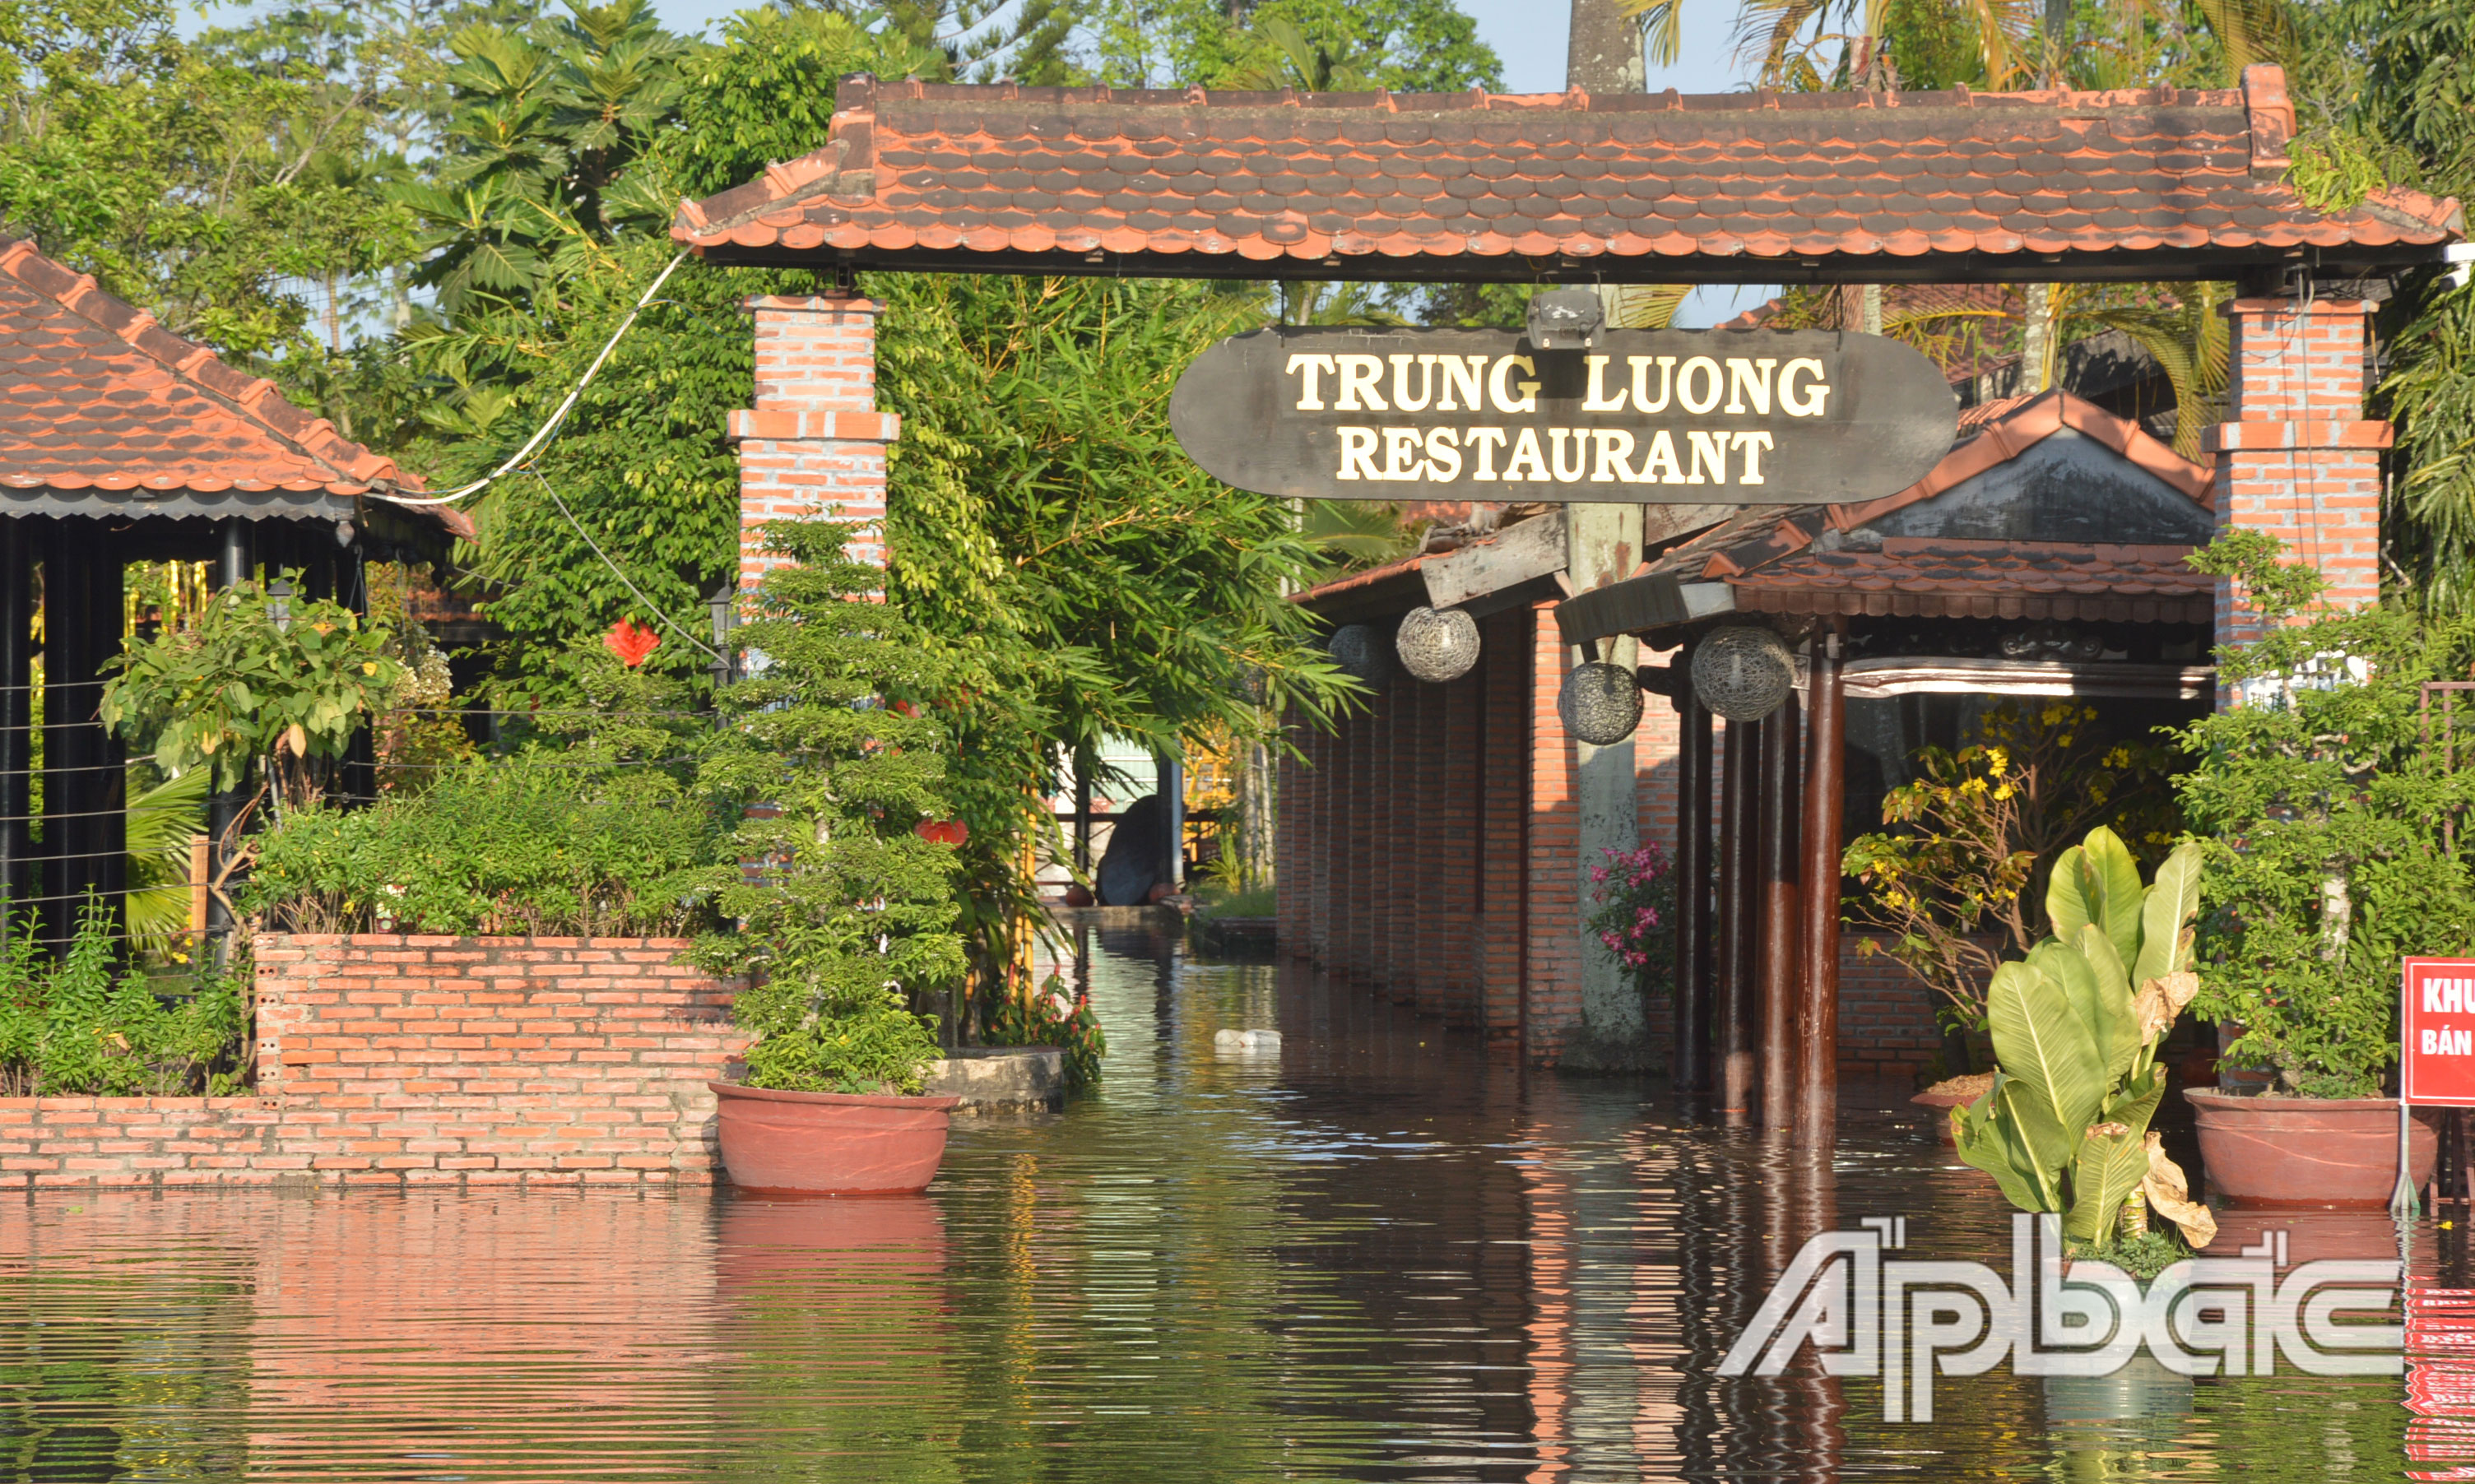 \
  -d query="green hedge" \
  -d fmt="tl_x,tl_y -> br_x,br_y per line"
246,759 -> 728,939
